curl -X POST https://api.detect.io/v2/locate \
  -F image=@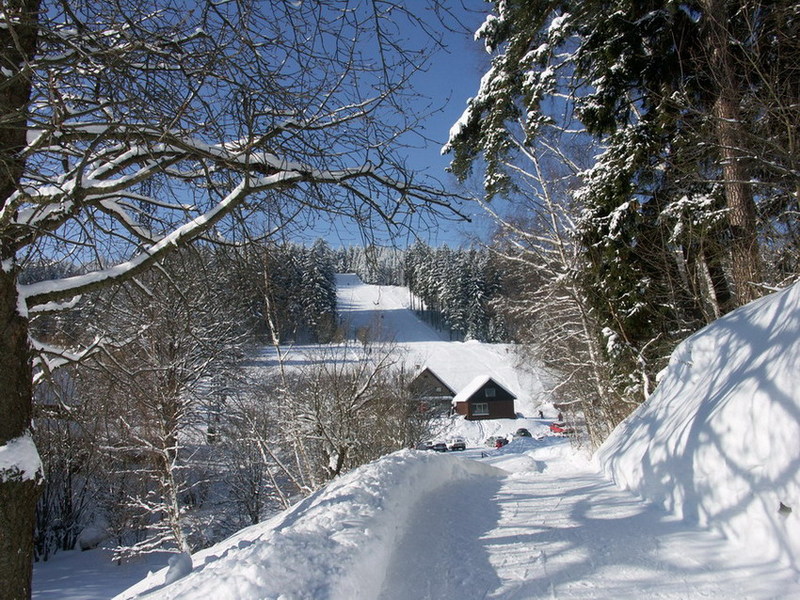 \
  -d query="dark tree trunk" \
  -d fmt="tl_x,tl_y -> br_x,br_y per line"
0,268 -> 39,600
704,0 -> 763,306
0,1 -> 42,598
